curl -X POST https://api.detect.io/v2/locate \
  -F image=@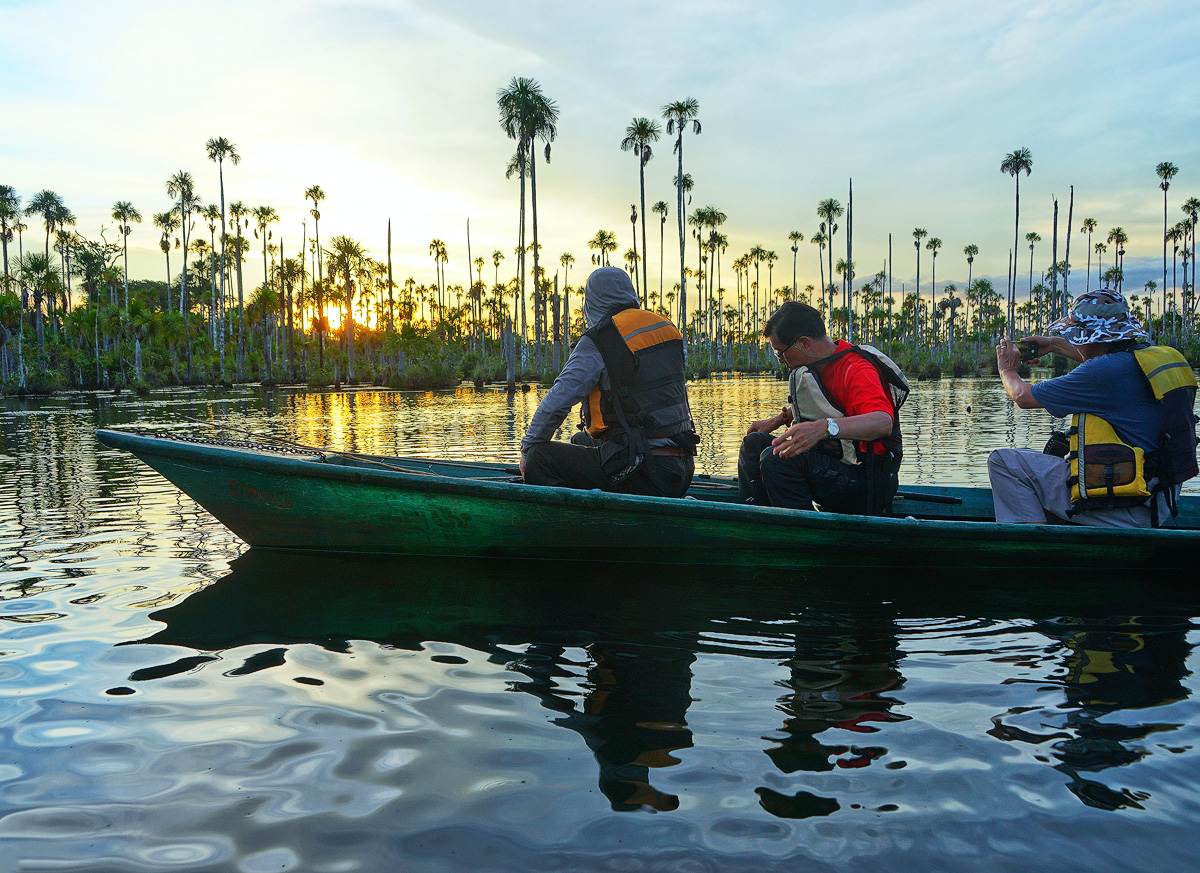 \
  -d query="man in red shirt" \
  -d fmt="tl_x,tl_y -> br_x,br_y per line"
738,302 -> 904,514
